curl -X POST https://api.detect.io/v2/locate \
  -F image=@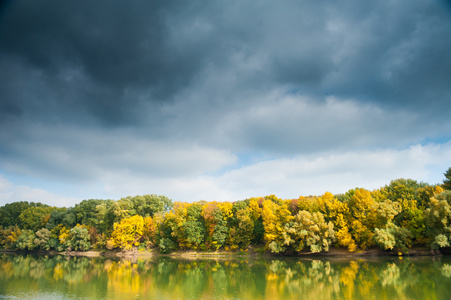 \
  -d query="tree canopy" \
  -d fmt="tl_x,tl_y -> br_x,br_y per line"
1,178 -> 450,255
